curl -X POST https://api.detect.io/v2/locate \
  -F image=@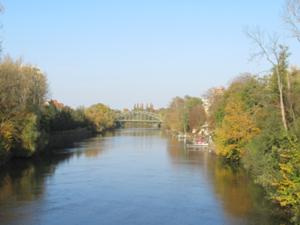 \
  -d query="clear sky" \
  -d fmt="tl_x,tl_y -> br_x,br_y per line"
2,0 -> 300,109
